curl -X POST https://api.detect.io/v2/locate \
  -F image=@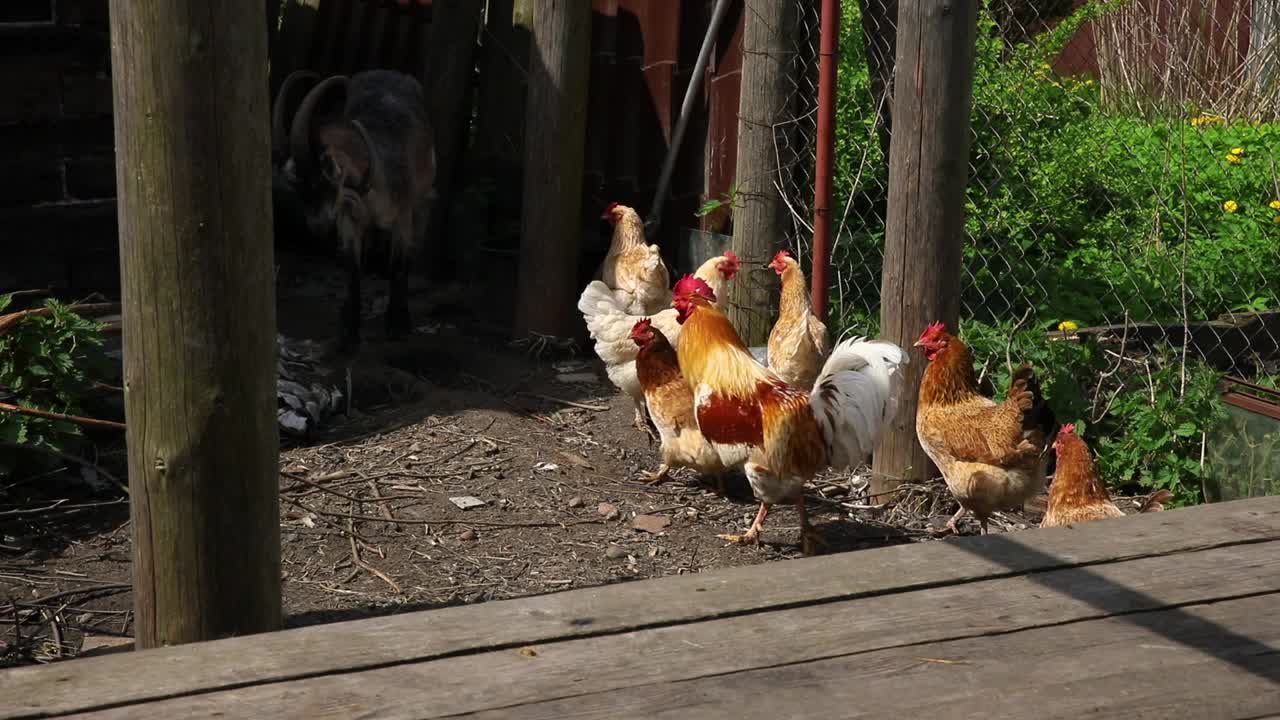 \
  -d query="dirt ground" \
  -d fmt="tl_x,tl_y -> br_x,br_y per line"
1,246 -> 1070,667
